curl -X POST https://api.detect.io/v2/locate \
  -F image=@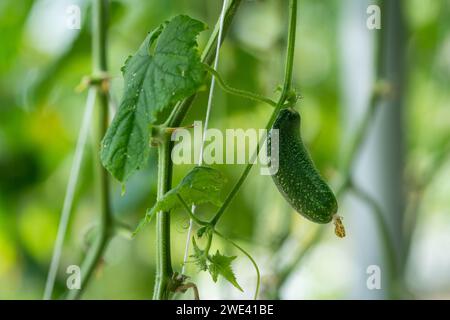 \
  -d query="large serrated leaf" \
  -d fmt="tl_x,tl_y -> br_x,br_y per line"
101,15 -> 207,181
